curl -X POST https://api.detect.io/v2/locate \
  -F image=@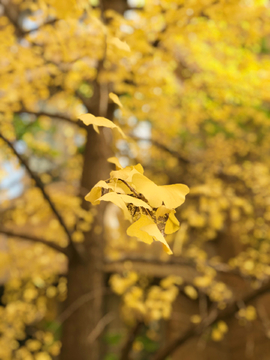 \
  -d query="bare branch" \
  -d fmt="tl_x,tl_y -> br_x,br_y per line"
88,312 -> 115,344
56,287 -> 110,325
104,258 -> 198,282
130,135 -> 189,164
18,109 -> 86,129
22,18 -> 59,35
104,256 -> 239,282
0,228 -> 69,256
151,278 -> 270,360
0,133 -> 78,259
